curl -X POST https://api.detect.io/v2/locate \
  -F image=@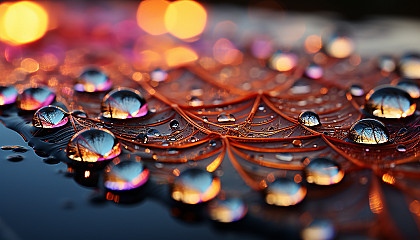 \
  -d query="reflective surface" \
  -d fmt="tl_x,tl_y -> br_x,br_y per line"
264,178 -> 307,206
75,68 -> 112,92
104,159 -> 149,191
101,88 -> 148,119
32,105 -> 68,128
348,119 -> 389,144
305,158 -> 344,185
208,198 -> 247,223
17,87 -> 55,111
0,86 -> 18,105
298,111 -> 321,127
